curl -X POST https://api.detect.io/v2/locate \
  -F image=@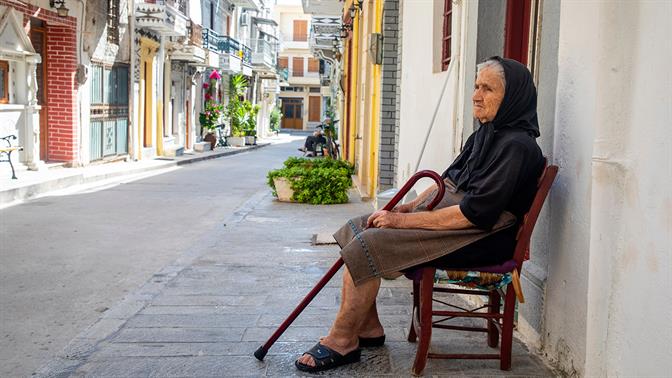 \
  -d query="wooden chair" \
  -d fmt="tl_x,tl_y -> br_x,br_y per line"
406,161 -> 558,375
